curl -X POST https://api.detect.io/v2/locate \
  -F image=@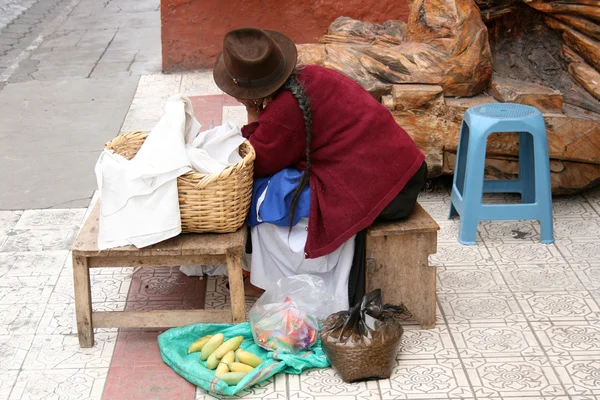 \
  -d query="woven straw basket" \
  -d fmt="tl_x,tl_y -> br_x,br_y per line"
105,131 -> 256,233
